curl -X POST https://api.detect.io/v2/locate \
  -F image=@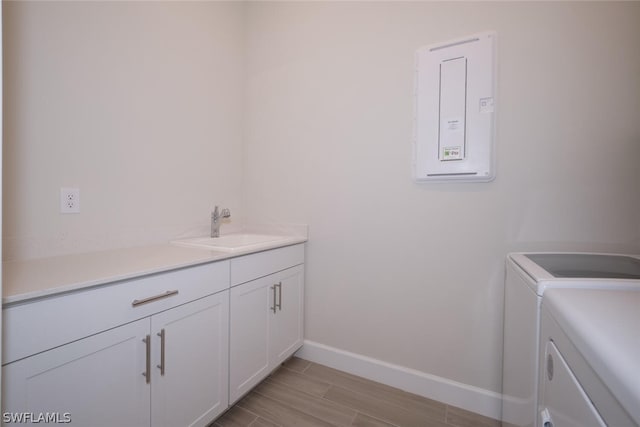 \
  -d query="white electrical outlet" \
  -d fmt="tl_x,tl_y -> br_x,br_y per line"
60,188 -> 80,214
